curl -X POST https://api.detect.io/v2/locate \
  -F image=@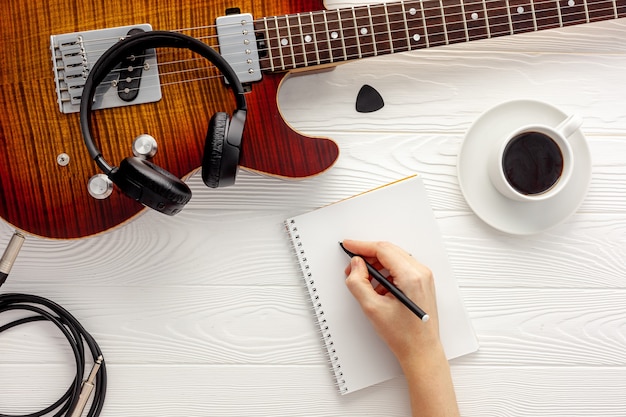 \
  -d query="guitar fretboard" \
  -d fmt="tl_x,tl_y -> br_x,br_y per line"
255,0 -> 625,72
